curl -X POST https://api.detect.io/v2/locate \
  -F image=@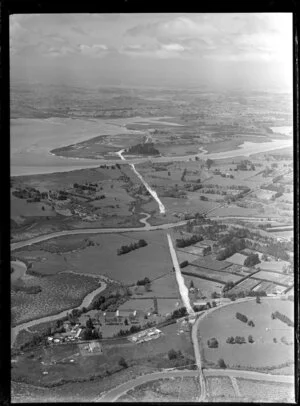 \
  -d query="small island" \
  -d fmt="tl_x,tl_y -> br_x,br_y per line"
126,142 -> 160,156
